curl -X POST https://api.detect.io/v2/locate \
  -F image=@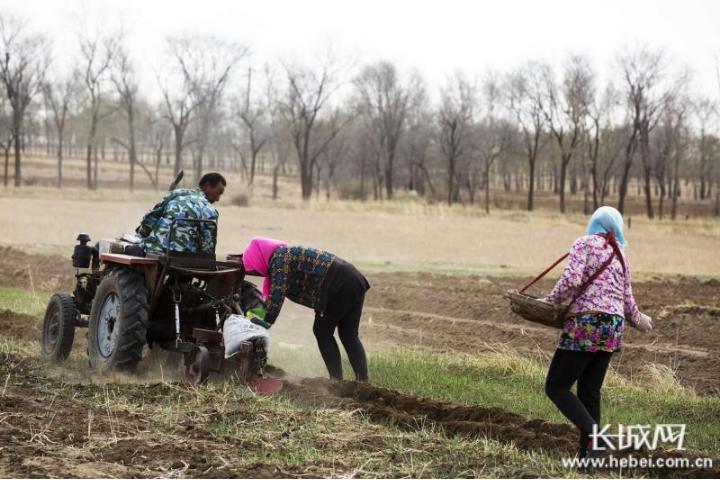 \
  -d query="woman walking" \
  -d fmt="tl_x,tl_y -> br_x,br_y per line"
543,206 -> 653,461
242,236 -> 370,381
